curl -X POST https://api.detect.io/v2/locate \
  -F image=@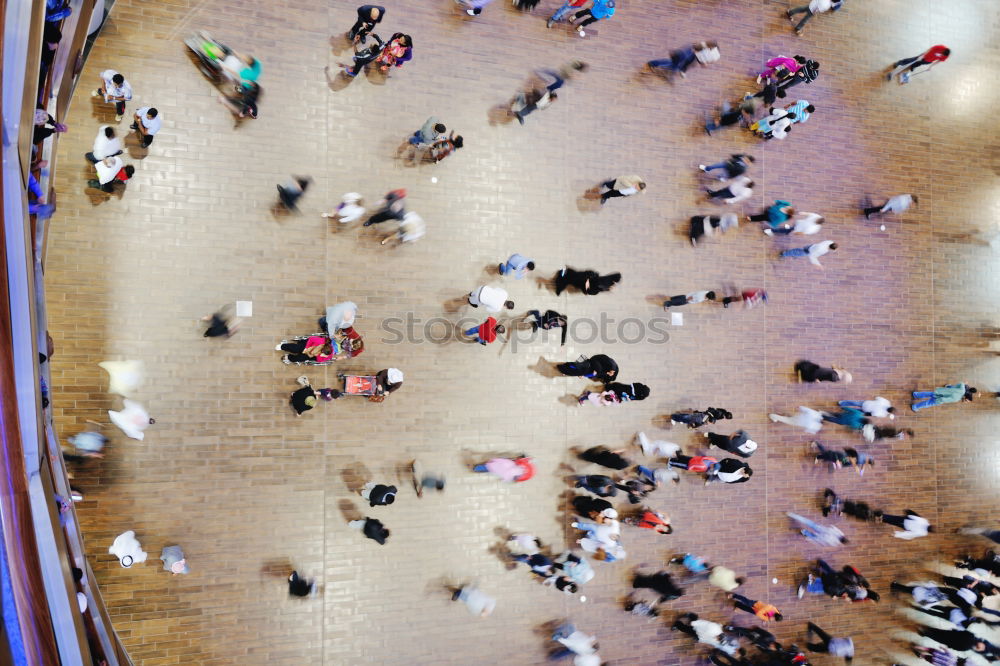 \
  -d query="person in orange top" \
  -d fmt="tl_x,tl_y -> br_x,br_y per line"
728,593 -> 783,622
